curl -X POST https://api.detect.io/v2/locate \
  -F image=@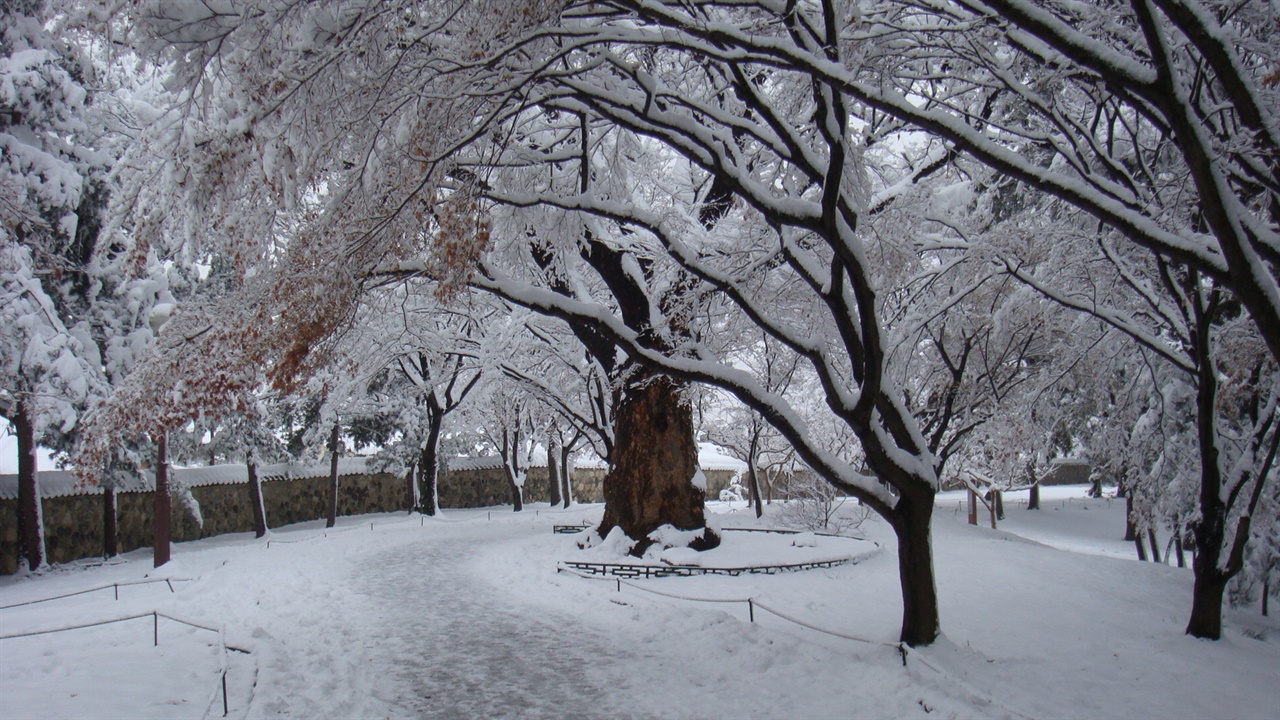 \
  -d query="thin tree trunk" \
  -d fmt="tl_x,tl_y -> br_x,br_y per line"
154,432 -> 171,568
102,486 -> 117,558
14,400 -> 43,572
599,375 -> 715,554
747,433 -> 763,520
995,490 -> 1005,520
1028,482 -> 1040,510
406,465 -> 417,511
1148,527 -> 1162,564
967,487 -> 978,526
419,414 -> 443,516
1174,526 -> 1187,568
1124,493 -> 1139,542
501,426 -> 524,512
1135,535 -> 1149,562
547,425 -> 563,508
560,442 -> 573,508
893,487 -> 941,647
1187,312 -> 1227,640
326,423 -> 340,528
1263,575 -> 1270,617
247,455 -> 267,538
